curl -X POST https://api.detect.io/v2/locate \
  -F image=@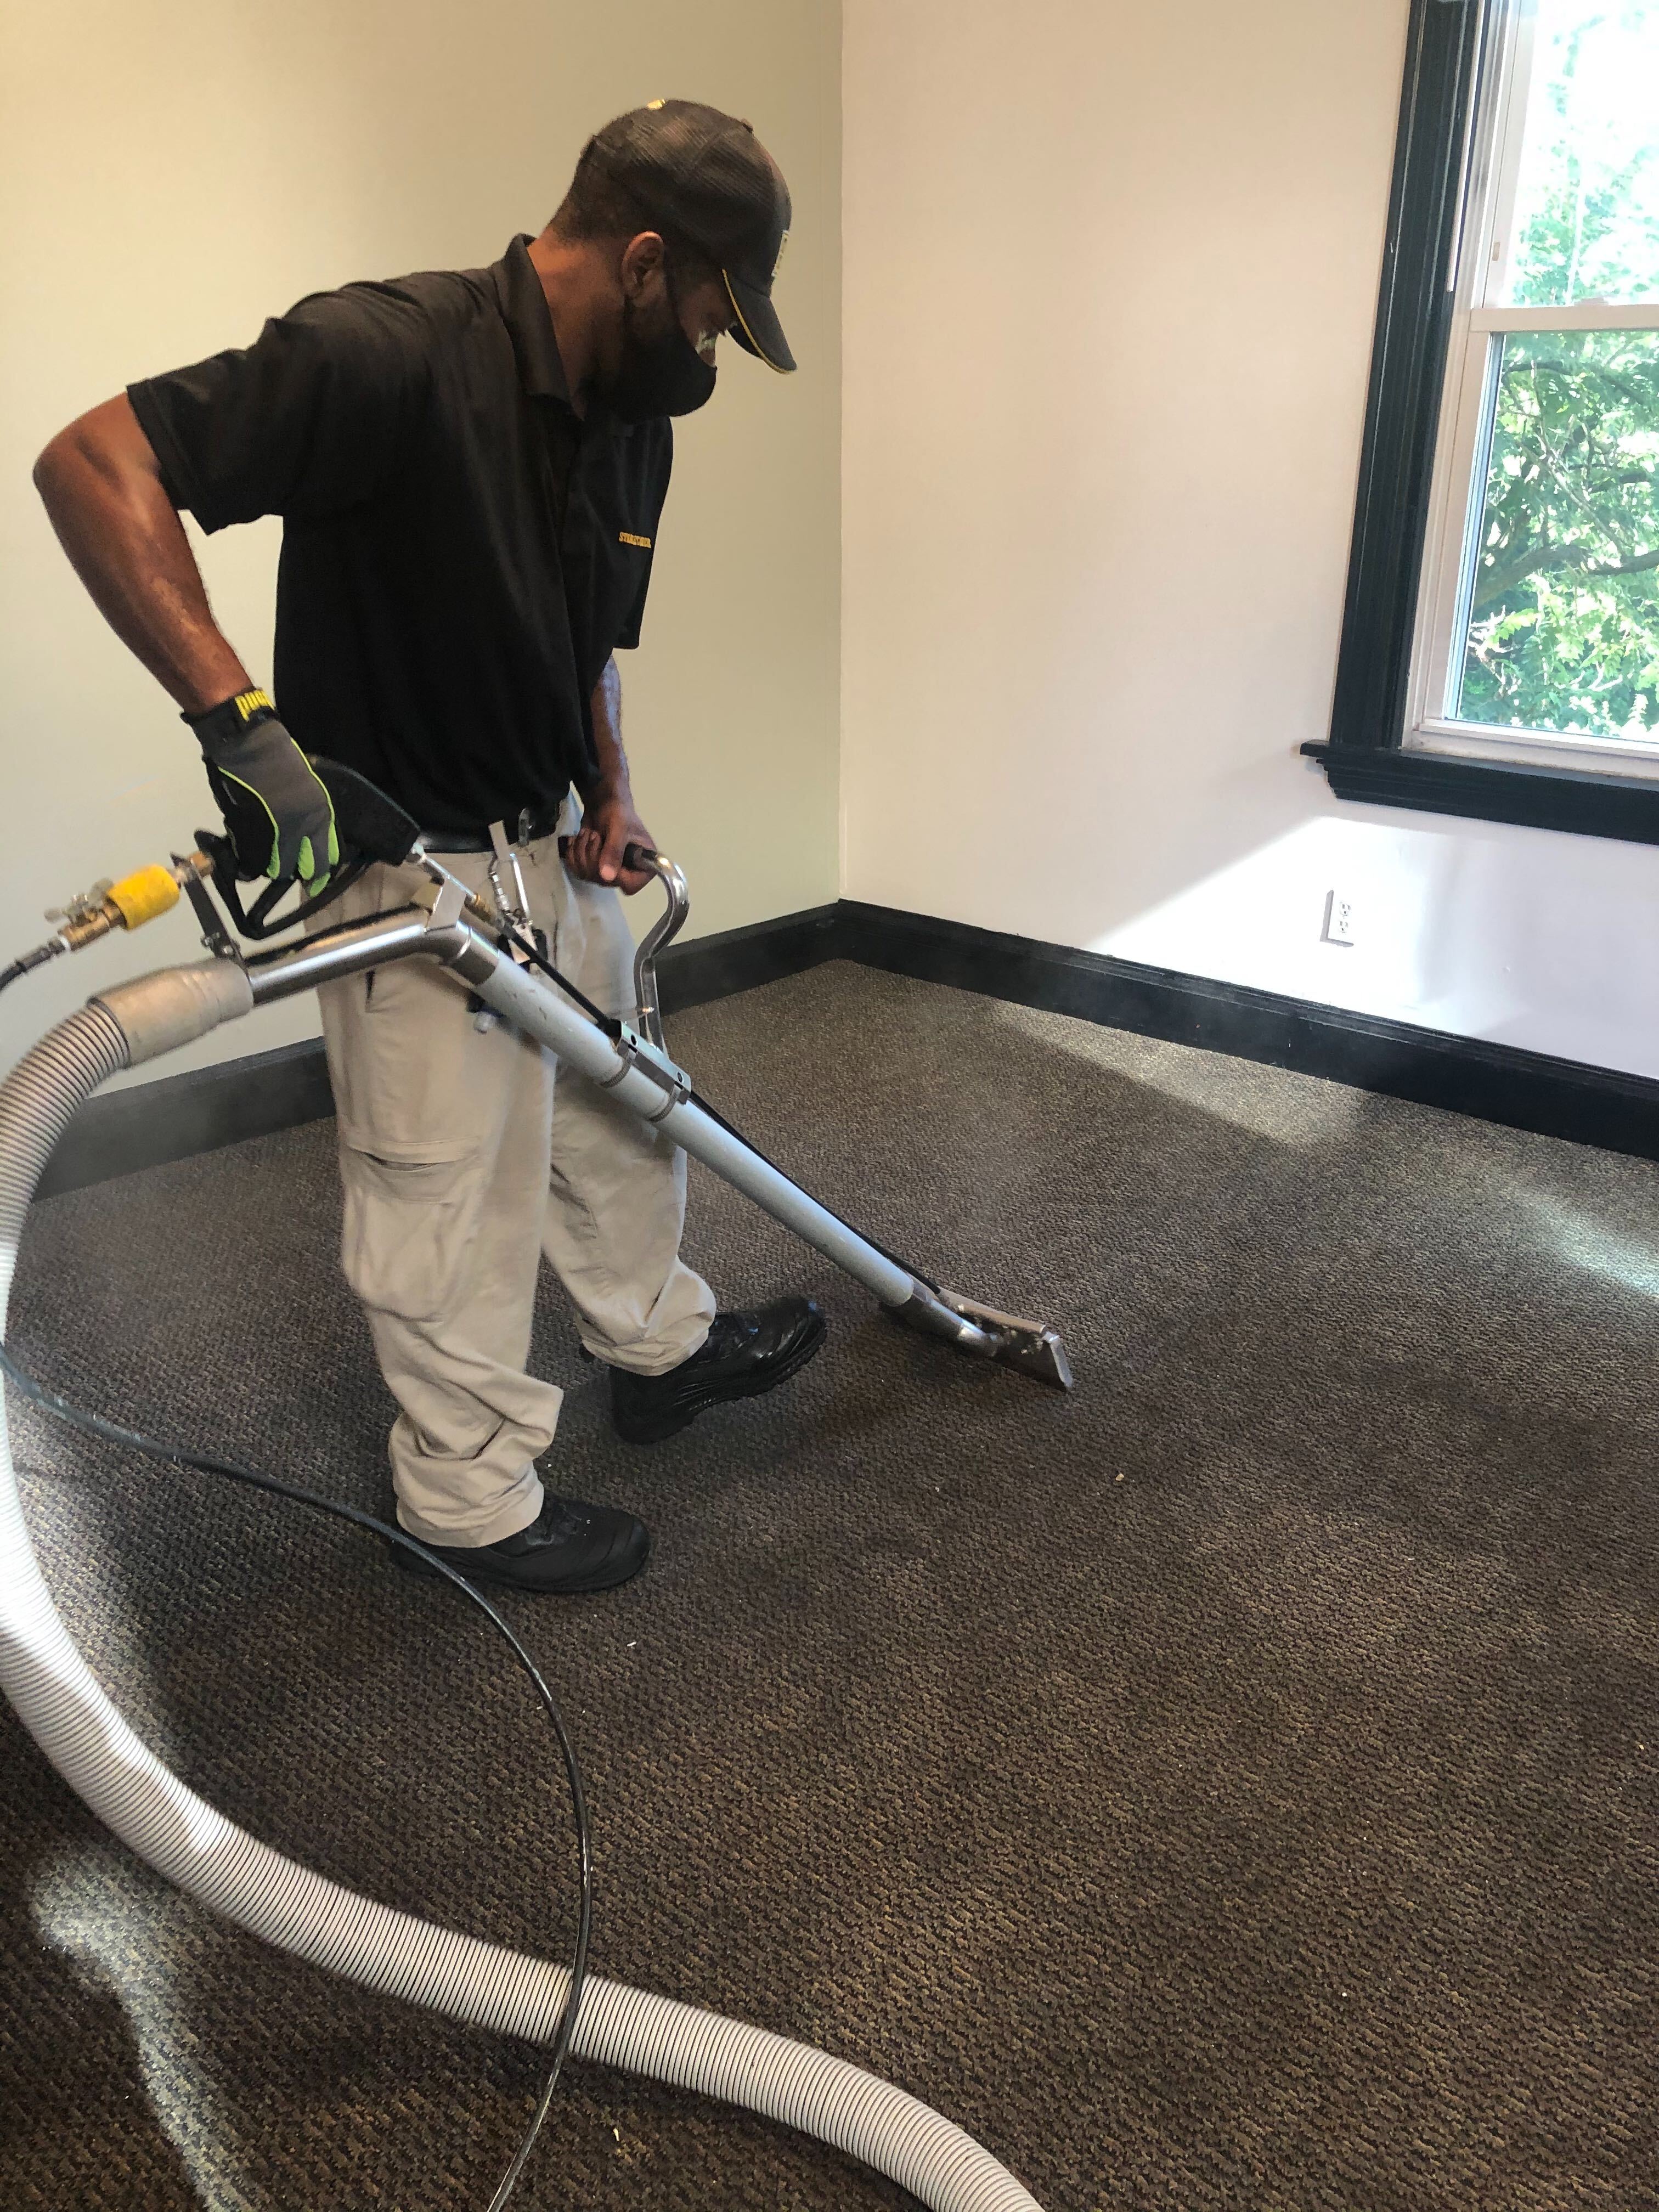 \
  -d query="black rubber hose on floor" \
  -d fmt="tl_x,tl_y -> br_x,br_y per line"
0,1330 -> 590,2212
